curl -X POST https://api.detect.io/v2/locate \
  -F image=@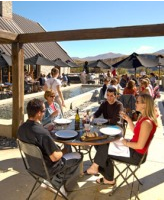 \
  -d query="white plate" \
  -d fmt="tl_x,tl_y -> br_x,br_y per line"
100,126 -> 122,136
54,118 -> 72,125
93,118 -> 108,124
55,130 -> 78,139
